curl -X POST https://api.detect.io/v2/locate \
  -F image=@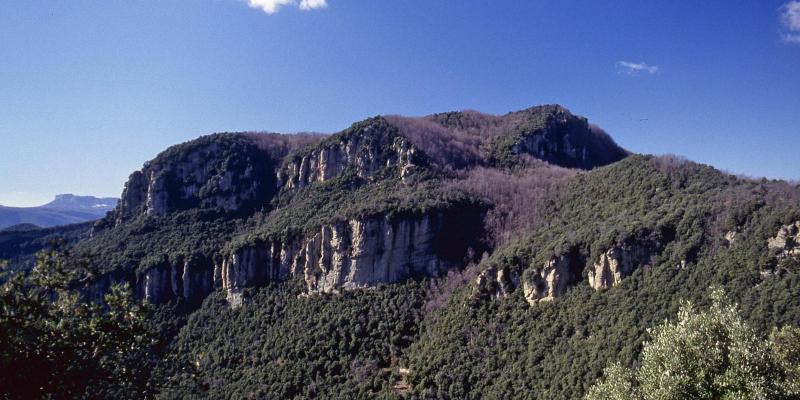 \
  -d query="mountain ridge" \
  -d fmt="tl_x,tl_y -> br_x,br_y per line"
5,104 -> 799,399
0,194 -> 118,230
79,105 -> 625,304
